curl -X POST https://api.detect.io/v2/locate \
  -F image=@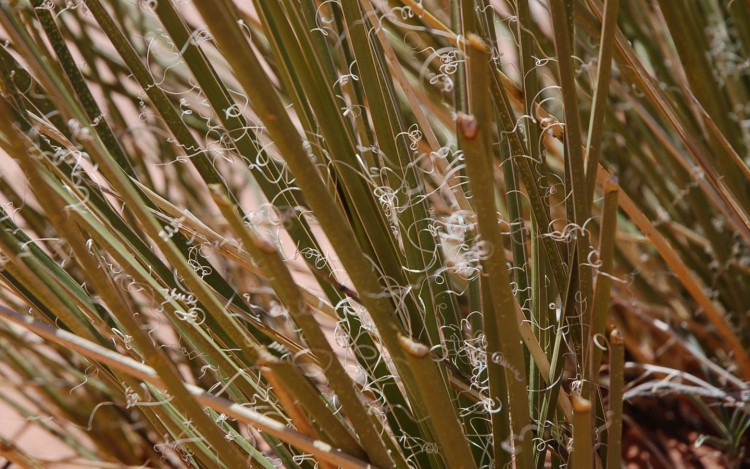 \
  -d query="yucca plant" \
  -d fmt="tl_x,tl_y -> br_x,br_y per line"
1,0 -> 749,467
